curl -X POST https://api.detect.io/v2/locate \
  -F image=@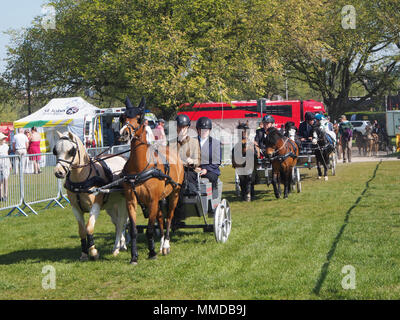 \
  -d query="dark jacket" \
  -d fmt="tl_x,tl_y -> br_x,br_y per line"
255,128 -> 267,150
198,136 -> 221,176
298,121 -> 314,139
